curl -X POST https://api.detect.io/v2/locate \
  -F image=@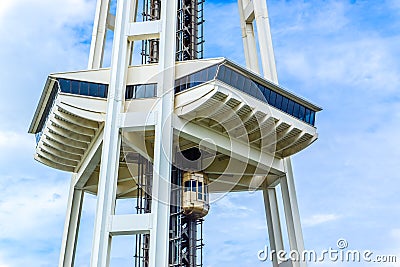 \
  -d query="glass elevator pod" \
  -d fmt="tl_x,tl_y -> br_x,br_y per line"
182,171 -> 210,218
